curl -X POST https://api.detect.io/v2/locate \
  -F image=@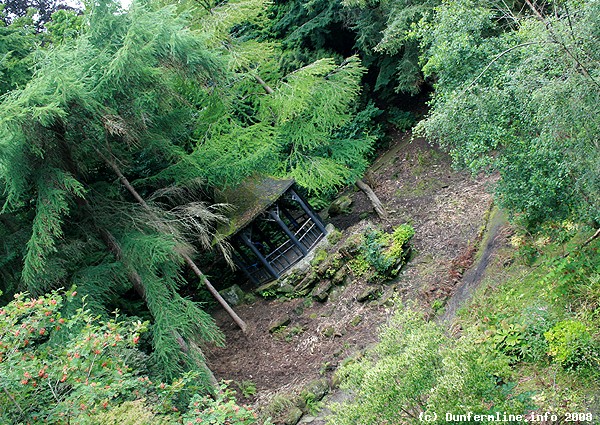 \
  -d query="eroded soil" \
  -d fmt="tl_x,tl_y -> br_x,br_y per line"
205,132 -> 496,418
